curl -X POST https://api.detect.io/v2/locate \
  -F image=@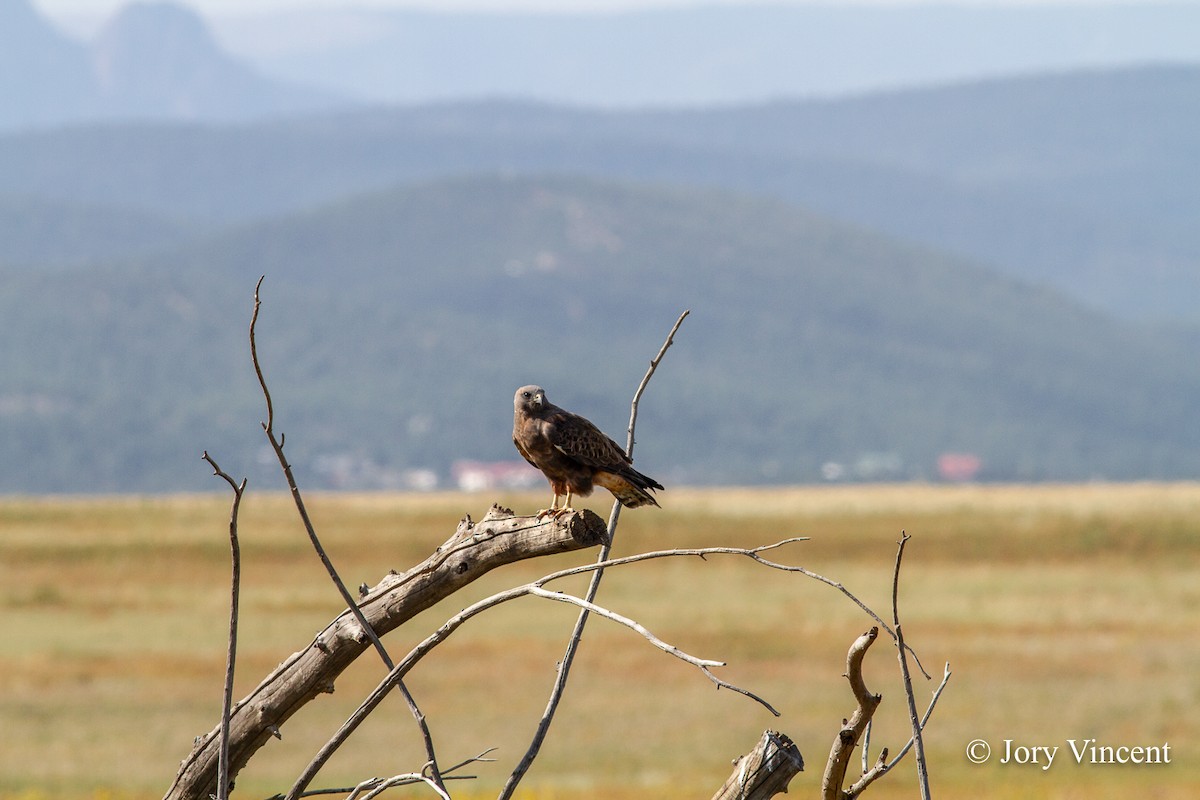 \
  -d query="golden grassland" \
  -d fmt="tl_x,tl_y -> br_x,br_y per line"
1,483 -> 1198,799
